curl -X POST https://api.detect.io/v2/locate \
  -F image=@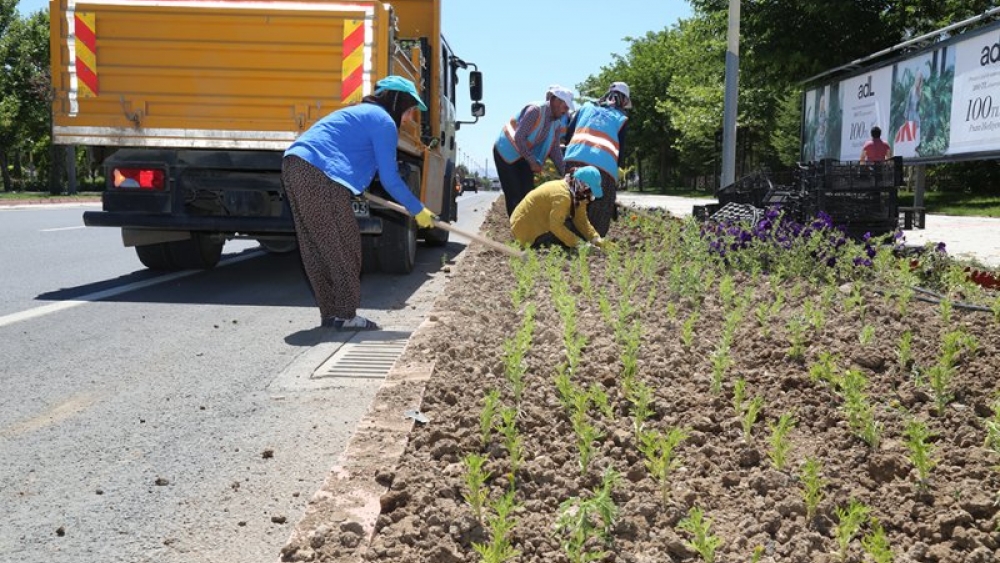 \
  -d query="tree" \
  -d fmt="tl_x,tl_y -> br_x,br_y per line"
580,1 -> 1000,187
0,1 -> 51,192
